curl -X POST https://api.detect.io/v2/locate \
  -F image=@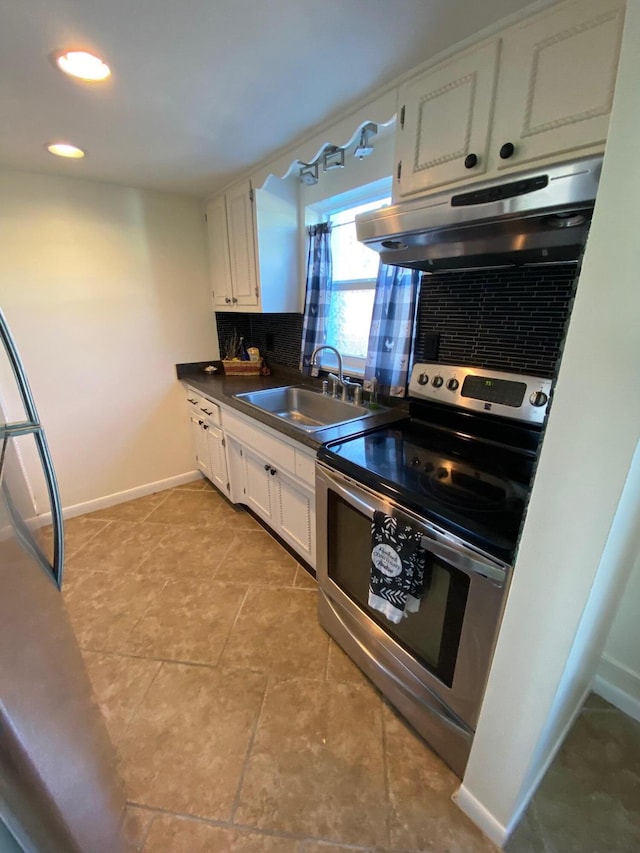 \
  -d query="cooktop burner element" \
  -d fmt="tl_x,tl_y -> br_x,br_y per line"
318,363 -> 551,563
